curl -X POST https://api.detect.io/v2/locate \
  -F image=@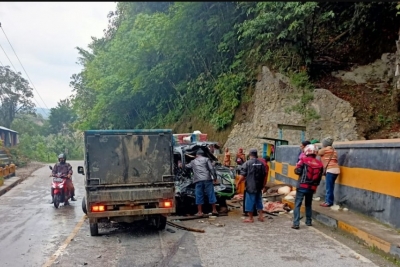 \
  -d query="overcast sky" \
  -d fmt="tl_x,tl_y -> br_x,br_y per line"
0,2 -> 117,110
